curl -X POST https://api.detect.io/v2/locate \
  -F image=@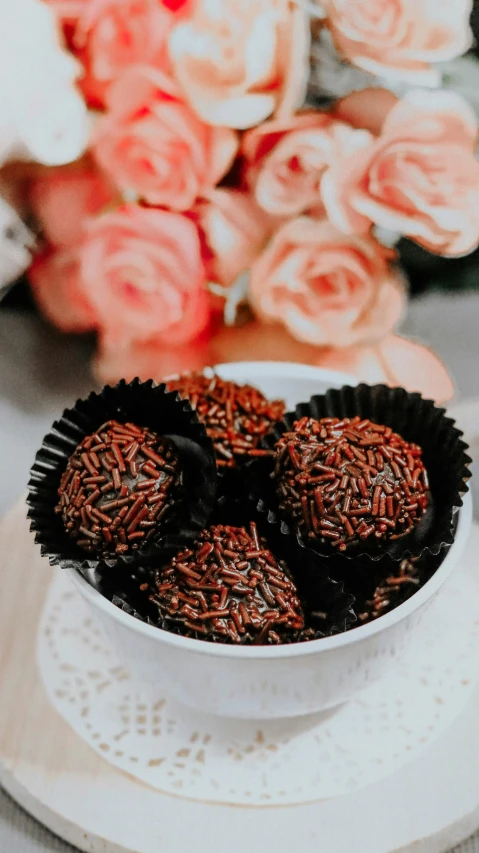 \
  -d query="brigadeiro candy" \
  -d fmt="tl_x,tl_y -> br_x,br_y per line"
27,379 -> 216,572
167,371 -> 285,469
275,415 -> 429,552
356,556 -> 422,625
56,420 -> 182,558
149,521 -> 305,644
256,383 -> 470,565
